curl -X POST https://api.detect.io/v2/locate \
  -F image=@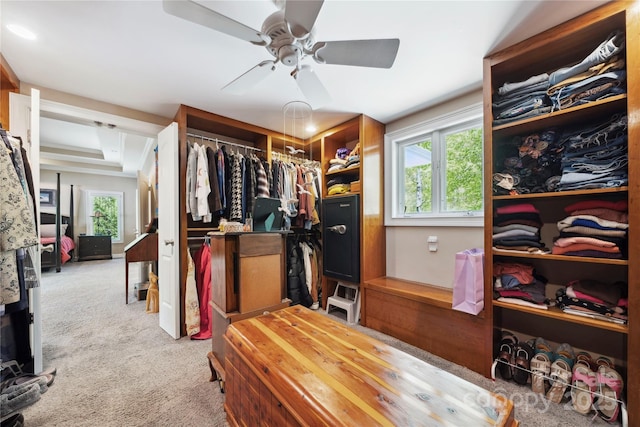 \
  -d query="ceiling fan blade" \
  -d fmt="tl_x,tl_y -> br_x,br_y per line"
222,60 -> 277,95
162,0 -> 269,46
313,39 -> 400,68
284,0 -> 324,39
294,65 -> 331,109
